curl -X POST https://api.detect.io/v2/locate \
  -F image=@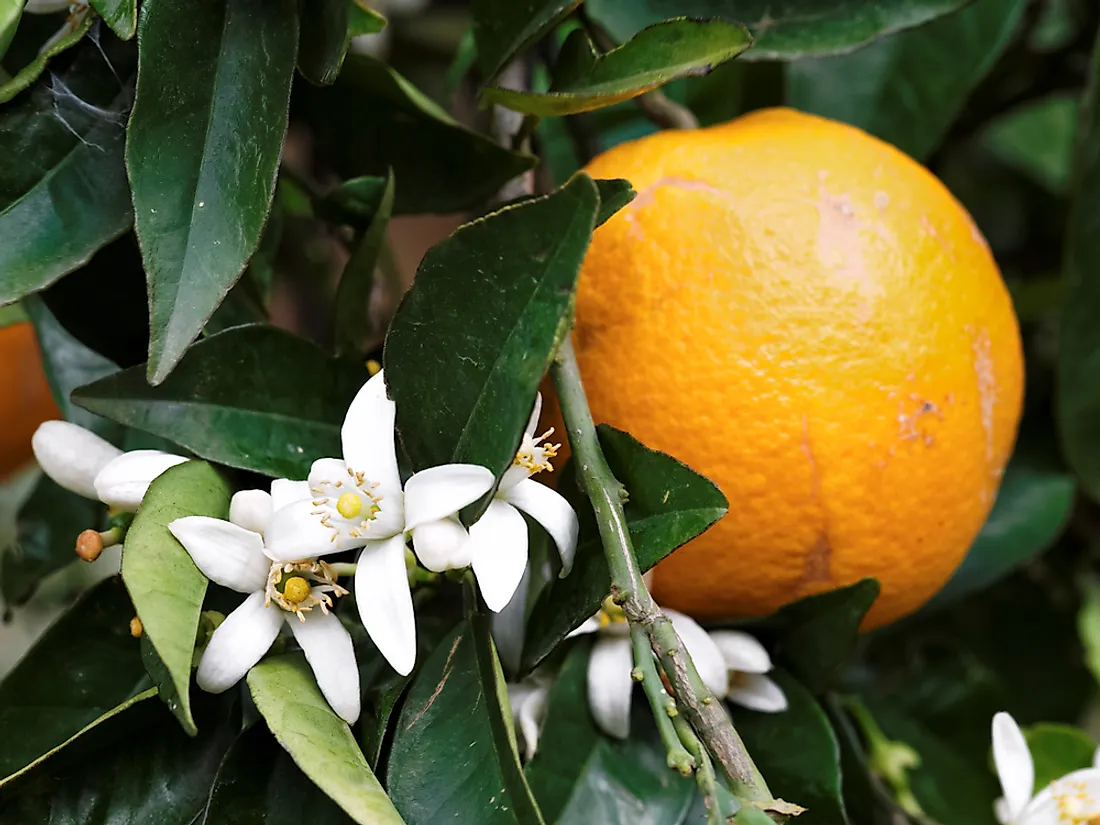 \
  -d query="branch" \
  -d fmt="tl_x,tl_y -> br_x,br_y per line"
634,91 -> 700,130
631,624 -> 695,776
